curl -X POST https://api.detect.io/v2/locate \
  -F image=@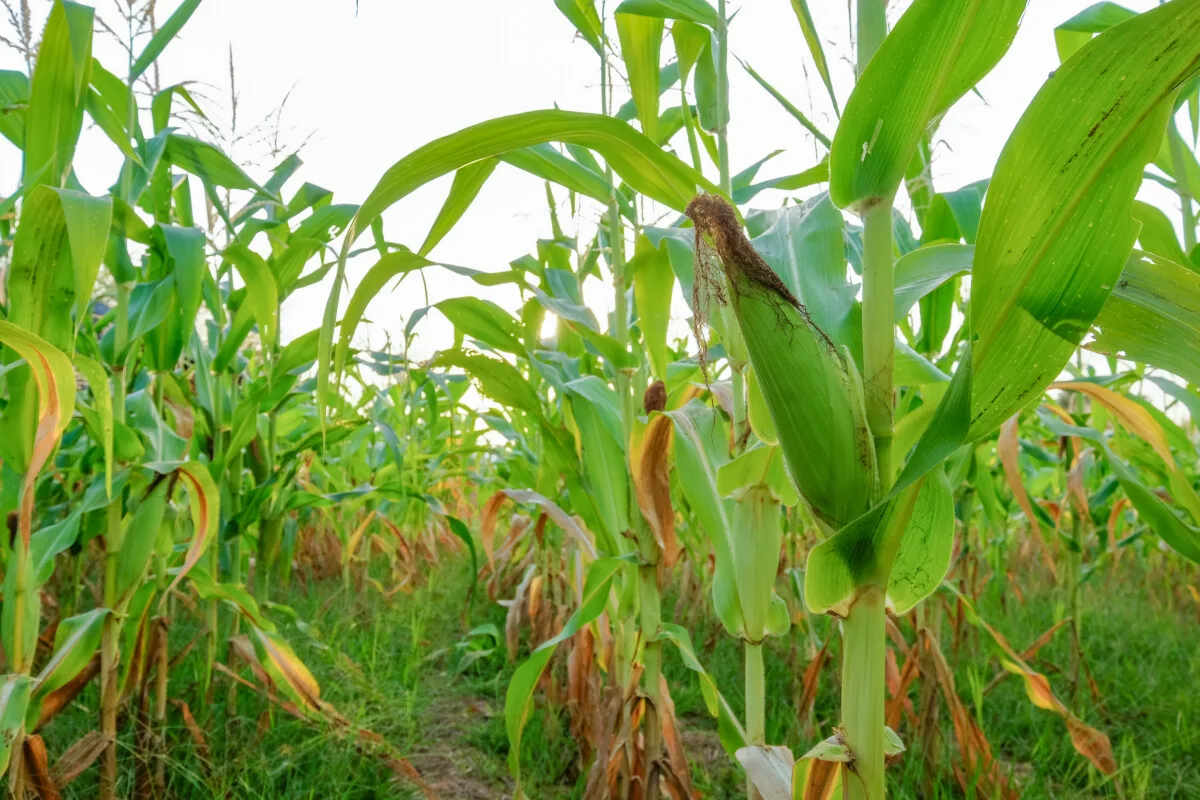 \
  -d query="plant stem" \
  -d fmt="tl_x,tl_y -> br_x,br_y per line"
841,588 -> 887,800
745,641 -> 766,746
99,282 -> 130,800
861,201 -> 896,487
1068,511 -> 1083,705
715,0 -> 731,196
856,0 -> 888,77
